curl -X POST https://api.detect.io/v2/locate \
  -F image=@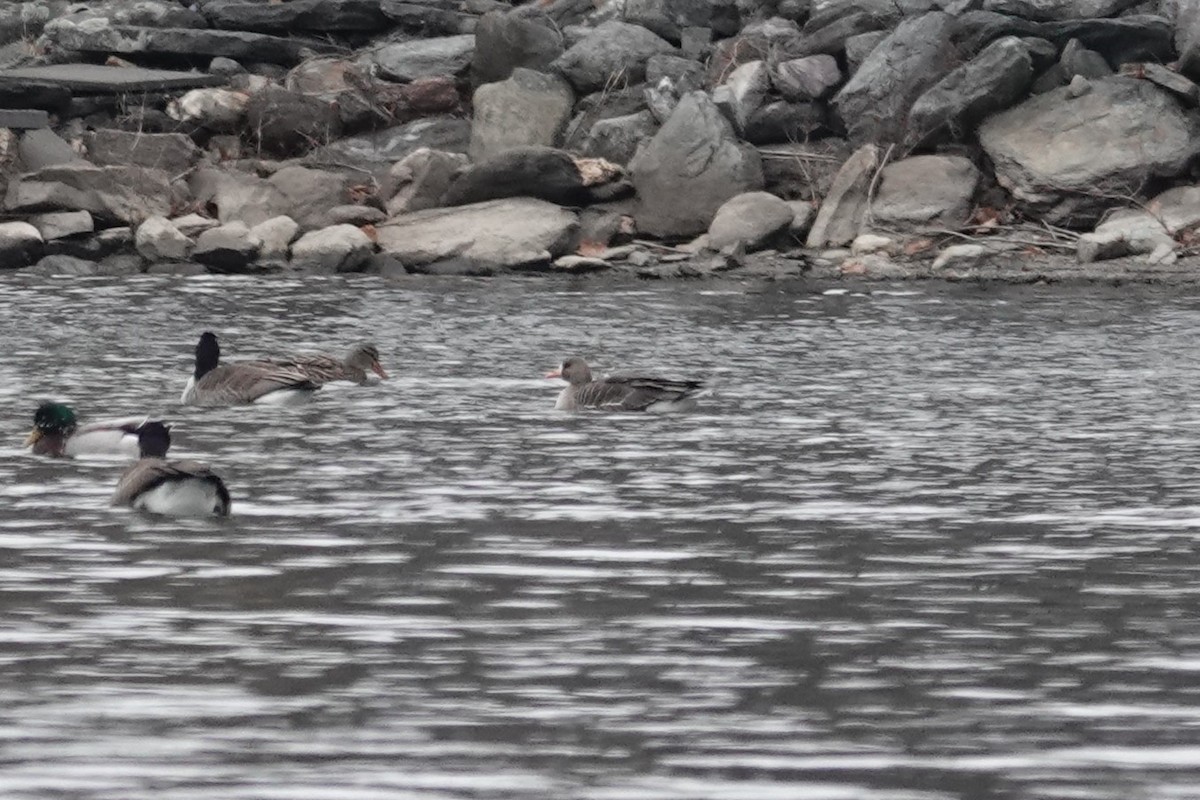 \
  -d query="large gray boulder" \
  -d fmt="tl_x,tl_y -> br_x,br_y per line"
624,0 -> 733,41
712,60 -> 769,134
135,215 -> 193,262
774,54 -> 842,101
19,129 -> 83,171
29,211 -> 93,241
41,18 -> 325,64
707,191 -> 794,251
832,12 -> 955,143
805,144 -> 878,248
49,0 -> 205,28
380,0 -> 477,35
470,68 -> 574,163
551,20 -> 675,93
471,11 -> 563,85
290,224 -> 374,272
245,87 -> 342,156
709,17 -> 804,79
250,215 -> 300,260
6,164 -> 174,225
744,101 -> 826,145
203,0 -> 389,32
581,110 -> 659,165
951,11 -> 1042,57
0,222 -> 44,269
979,76 -> 1200,223
907,36 -> 1033,145
982,0 -> 1142,20
313,116 -> 470,169
1176,0 -> 1200,81
647,54 -> 705,92
629,91 -> 764,238
1031,38 -> 1112,94
869,155 -> 980,230
1075,184 -> 1200,262
797,10 -> 890,57
193,221 -> 262,272
190,165 -> 350,229
382,148 -> 469,216
370,35 -> 475,82
1037,16 -> 1173,67
85,129 -> 200,176
375,198 -> 578,271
